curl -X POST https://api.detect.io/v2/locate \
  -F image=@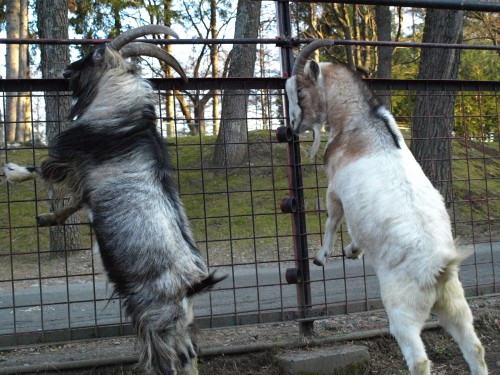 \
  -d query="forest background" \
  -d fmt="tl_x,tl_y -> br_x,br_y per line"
0,1 -> 498,256
1,1 -> 498,144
